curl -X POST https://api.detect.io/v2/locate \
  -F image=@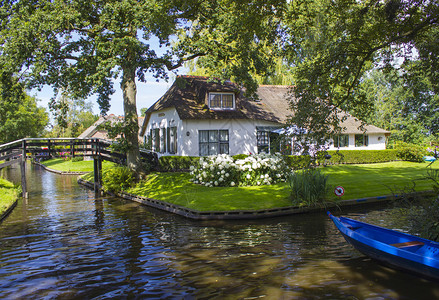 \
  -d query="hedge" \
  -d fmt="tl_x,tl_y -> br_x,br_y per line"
285,150 -> 399,169
158,156 -> 201,171
159,150 -> 401,172
324,149 -> 399,164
